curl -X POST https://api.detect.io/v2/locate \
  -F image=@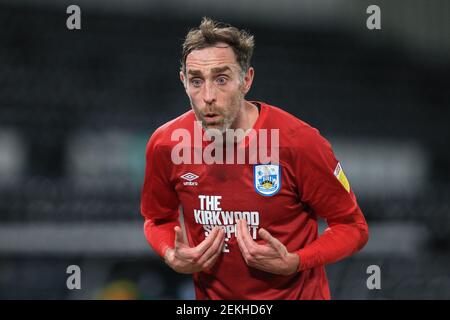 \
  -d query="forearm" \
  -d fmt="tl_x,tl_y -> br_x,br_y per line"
295,210 -> 369,271
143,217 -> 179,258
